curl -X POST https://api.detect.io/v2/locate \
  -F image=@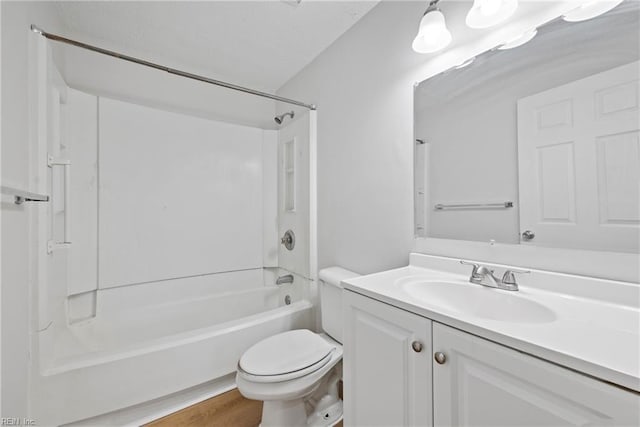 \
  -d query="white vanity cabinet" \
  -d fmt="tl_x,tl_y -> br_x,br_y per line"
344,290 -> 640,427
343,289 -> 433,427
432,323 -> 639,426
